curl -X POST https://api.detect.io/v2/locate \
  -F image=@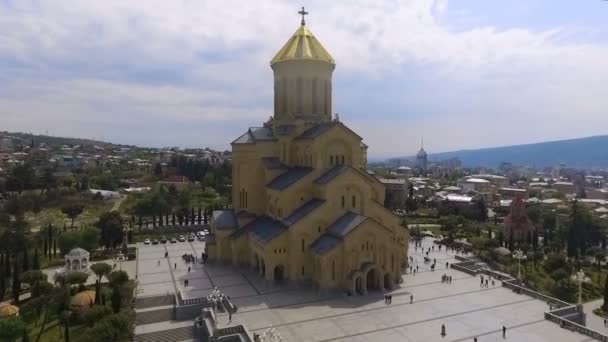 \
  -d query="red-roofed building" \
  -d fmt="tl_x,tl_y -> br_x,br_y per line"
504,195 -> 535,243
